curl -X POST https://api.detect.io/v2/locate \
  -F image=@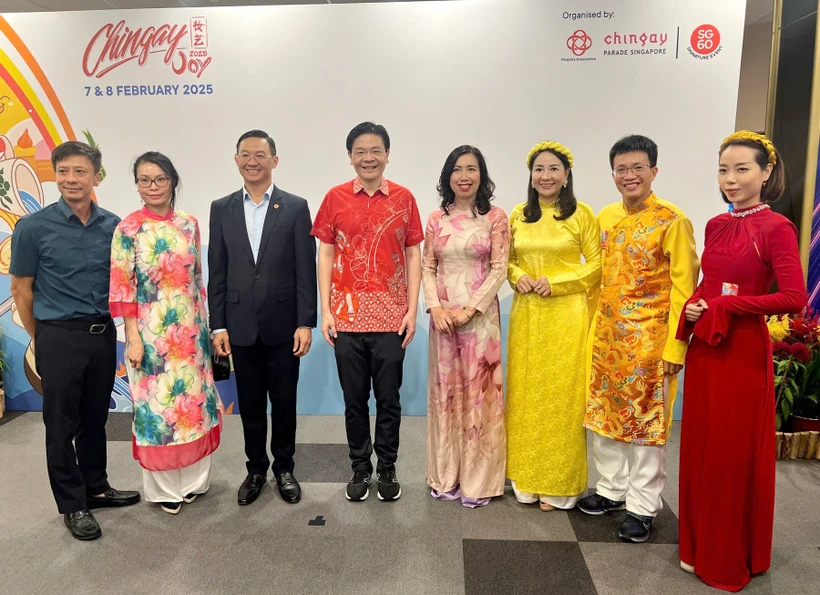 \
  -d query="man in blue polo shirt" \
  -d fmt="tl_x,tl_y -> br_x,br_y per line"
10,141 -> 140,541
